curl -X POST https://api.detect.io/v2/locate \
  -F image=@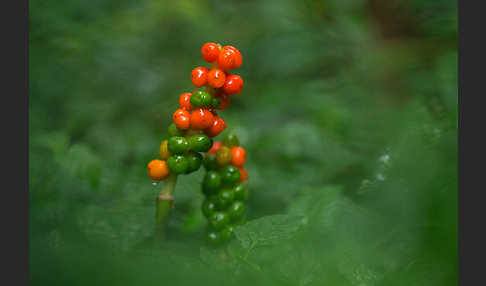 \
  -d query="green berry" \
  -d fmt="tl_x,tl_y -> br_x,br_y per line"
209,211 -> 230,230
207,230 -> 222,246
203,154 -> 218,170
167,136 -> 189,154
217,188 -> 235,209
202,197 -> 218,217
221,165 -> 241,186
211,97 -> 221,109
233,183 -> 249,201
188,134 -> 213,152
167,154 -> 189,174
168,123 -> 186,137
202,170 -> 222,196
220,225 -> 235,242
228,201 -> 246,221
185,151 -> 202,173
222,132 -> 239,147
190,90 -> 212,108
